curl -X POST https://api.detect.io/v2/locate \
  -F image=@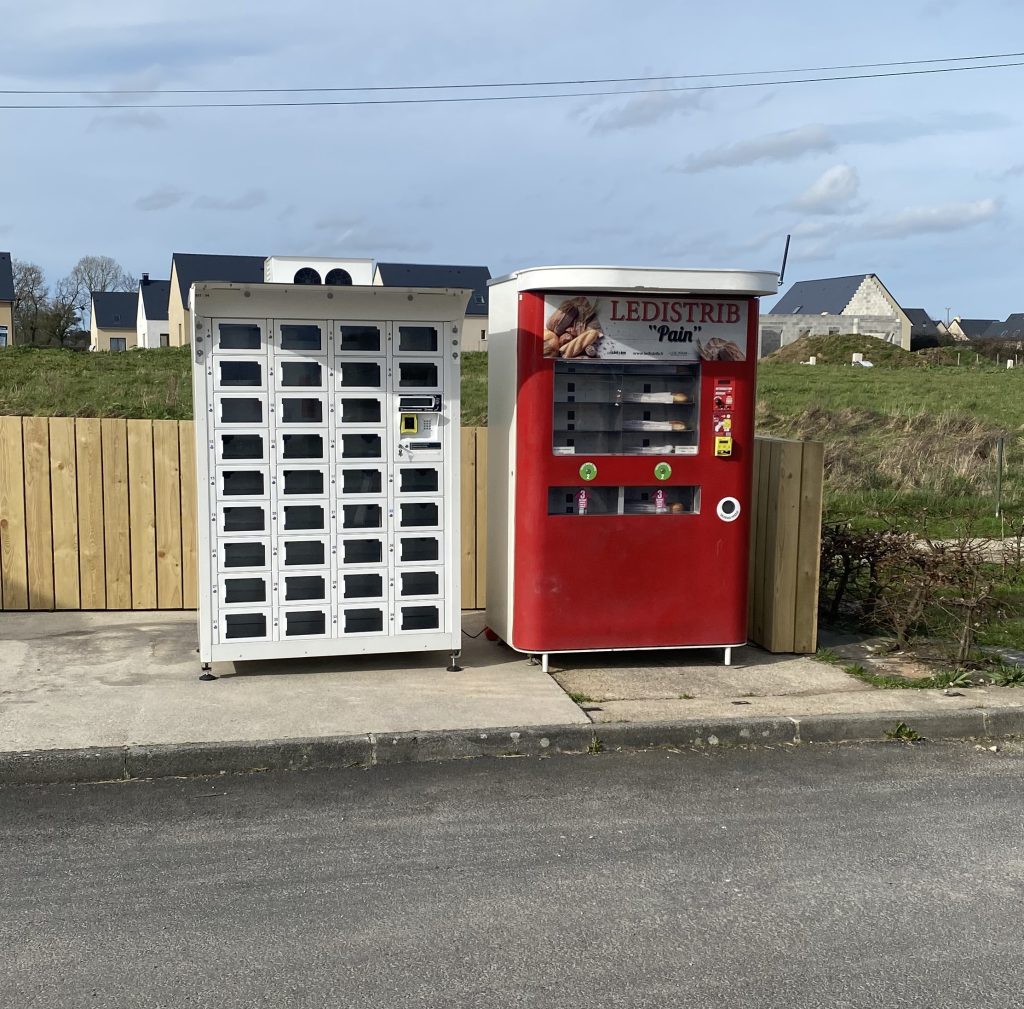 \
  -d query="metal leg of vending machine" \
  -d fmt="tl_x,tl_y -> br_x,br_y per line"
199,662 -> 217,681
447,650 -> 462,672
541,653 -> 550,674
724,647 -> 732,667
